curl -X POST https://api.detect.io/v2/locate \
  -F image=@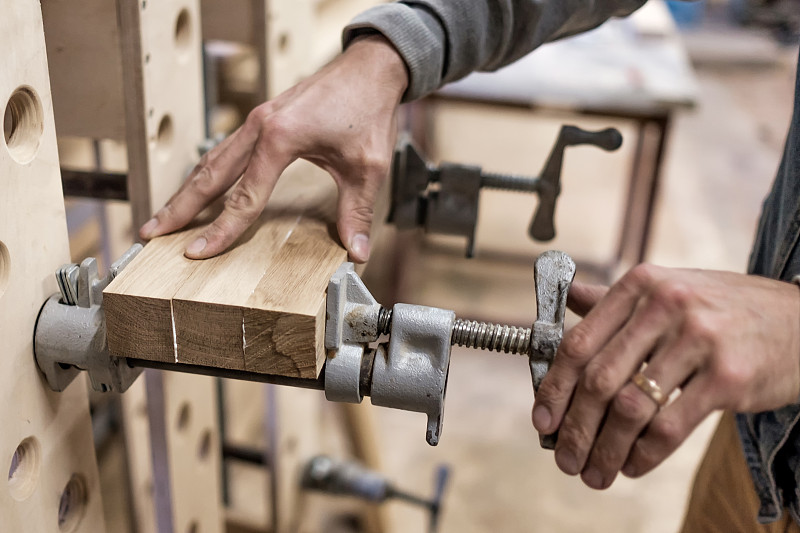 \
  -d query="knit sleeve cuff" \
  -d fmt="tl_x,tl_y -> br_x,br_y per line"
342,4 -> 445,102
